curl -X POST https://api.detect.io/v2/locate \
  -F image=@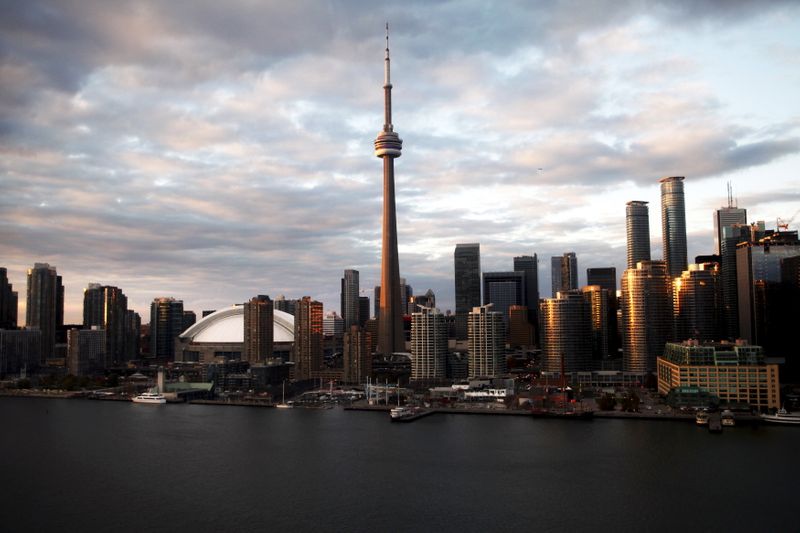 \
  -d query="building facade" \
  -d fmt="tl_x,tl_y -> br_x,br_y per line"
67,326 -> 106,376
454,243 -> 481,340
482,271 -> 525,324
343,325 -> 372,384
514,255 -> 540,326
621,260 -> 672,373
83,283 -> 130,367
149,297 -> 184,360
293,297 -> 323,380
340,269 -> 360,329
26,263 -> 60,361
660,176 -> 688,279
626,201 -> 651,270
0,268 -> 18,330
673,263 -> 722,343
657,341 -> 779,411
410,306 -> 447,381
551,252 -> 578,297
540,291 -> 592,373
0,329 -> 41,377
468,305 -> 506,378
243,295 -> 274,364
